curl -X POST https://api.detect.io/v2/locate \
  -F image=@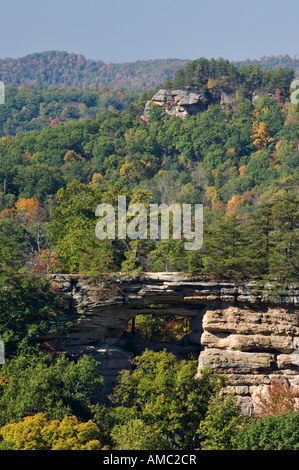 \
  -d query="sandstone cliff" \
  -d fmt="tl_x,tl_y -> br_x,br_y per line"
143,89 -> 207,119
197,306 -> 299,414
48,273 -> 299,412
142,89 -> 237,120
